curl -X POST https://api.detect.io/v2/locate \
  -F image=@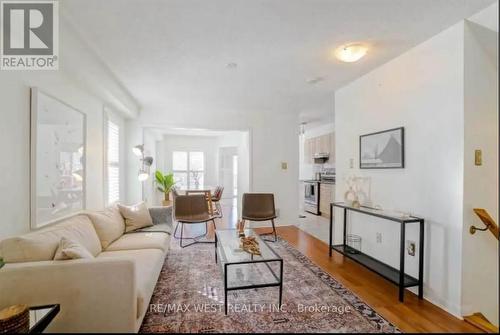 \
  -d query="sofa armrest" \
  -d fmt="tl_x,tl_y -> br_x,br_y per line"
0,258 -> 137,332
149,206 -> 172,225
